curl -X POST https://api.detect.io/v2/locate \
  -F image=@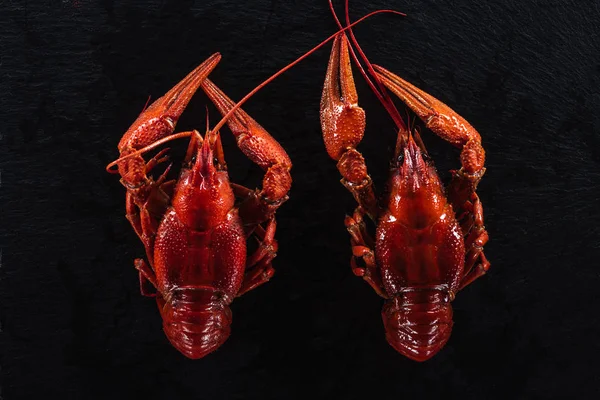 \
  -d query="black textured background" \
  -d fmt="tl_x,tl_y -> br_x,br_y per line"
2,0 -> 600,399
